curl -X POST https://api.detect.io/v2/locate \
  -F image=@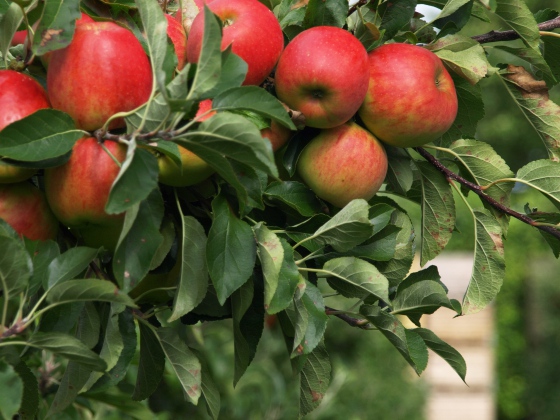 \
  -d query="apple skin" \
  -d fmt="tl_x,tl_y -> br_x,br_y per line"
274,26 -> 369,129
0,70 -> 51,183
186,0 -> 284,86
358,43 -> 458,148
44,137 -> 127,251
47,21 -> 153,131
0,182 -> 59,241
10,30 -> 27,46
261,121 -> 292,152
165,14 -> 188,70
297,122 -> 388,208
